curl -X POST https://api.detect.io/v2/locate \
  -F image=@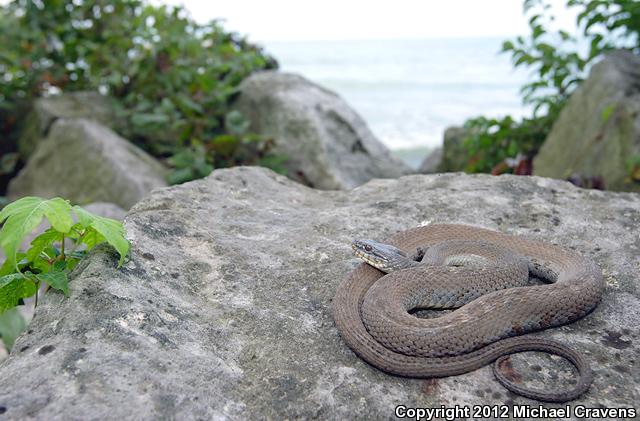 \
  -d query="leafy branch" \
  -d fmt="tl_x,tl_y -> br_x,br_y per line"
461,0 -> 639,175
0,196 -> 129,349
0,0 -> 284,186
